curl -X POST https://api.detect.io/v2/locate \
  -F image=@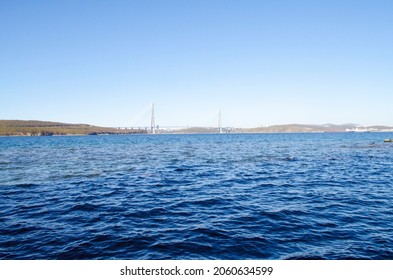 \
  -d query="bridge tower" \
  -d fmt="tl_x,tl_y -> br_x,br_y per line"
150,102 -> 156,134
218,108 -> 223,133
